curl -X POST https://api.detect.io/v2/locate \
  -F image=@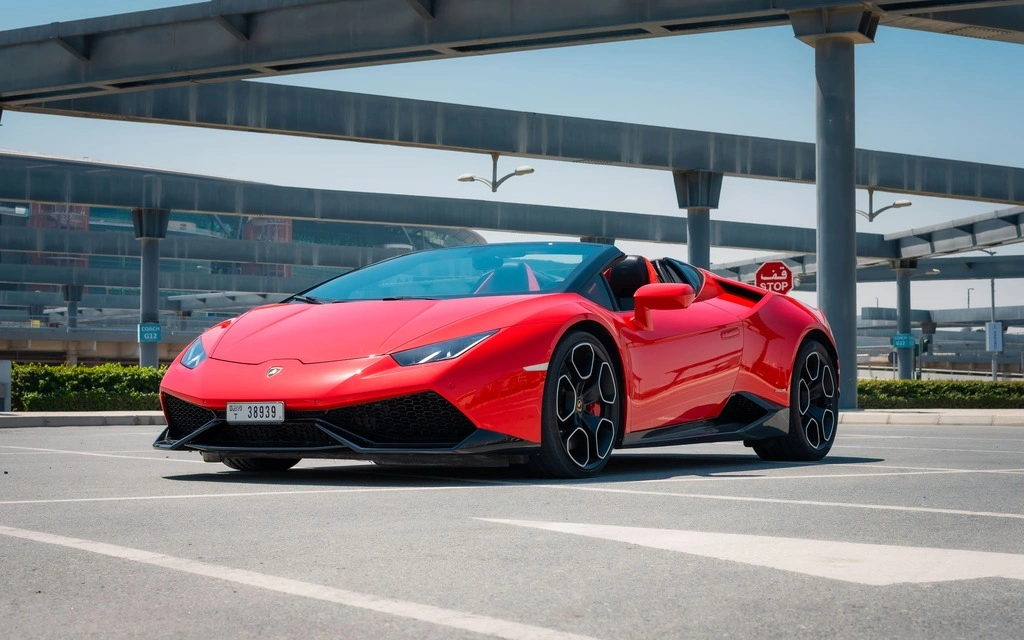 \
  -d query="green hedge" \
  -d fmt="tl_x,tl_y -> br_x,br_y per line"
857,379 -> 1024,409
8,364 -> 1024,411
18,391 -> 161,412
11,363 -> 165,412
